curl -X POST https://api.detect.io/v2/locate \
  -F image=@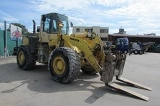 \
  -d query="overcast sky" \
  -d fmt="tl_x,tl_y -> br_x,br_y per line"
0,0 -> 160,35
